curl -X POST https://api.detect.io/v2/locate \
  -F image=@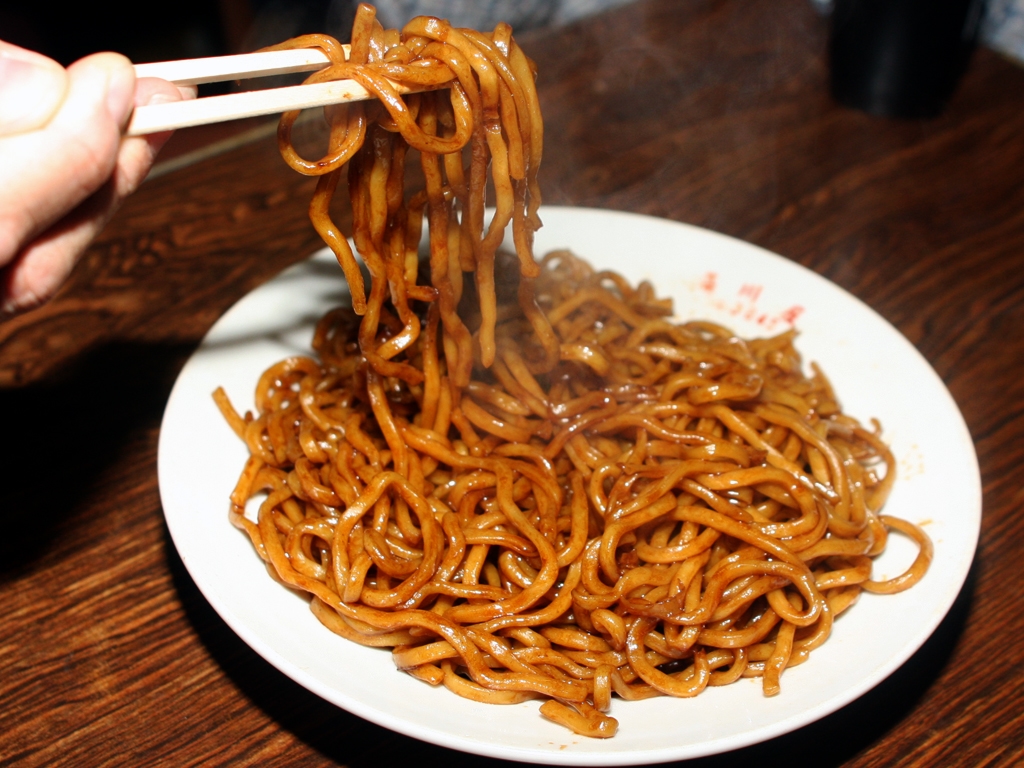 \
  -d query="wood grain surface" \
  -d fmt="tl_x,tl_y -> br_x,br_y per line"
3,0 -> 1023,765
